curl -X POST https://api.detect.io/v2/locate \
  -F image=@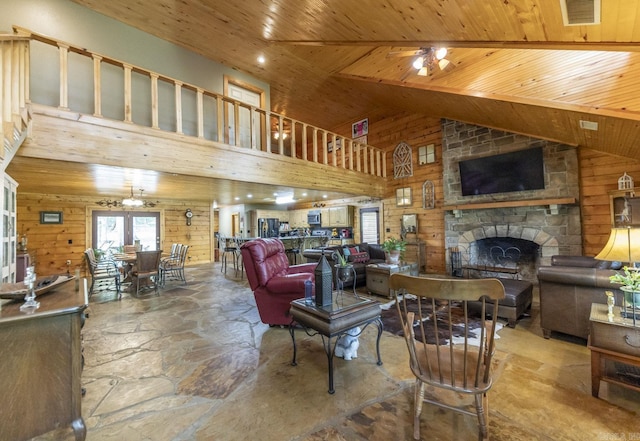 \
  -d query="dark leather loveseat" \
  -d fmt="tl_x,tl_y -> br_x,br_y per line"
537,255 -> 623,340
302,243 -> 386,287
